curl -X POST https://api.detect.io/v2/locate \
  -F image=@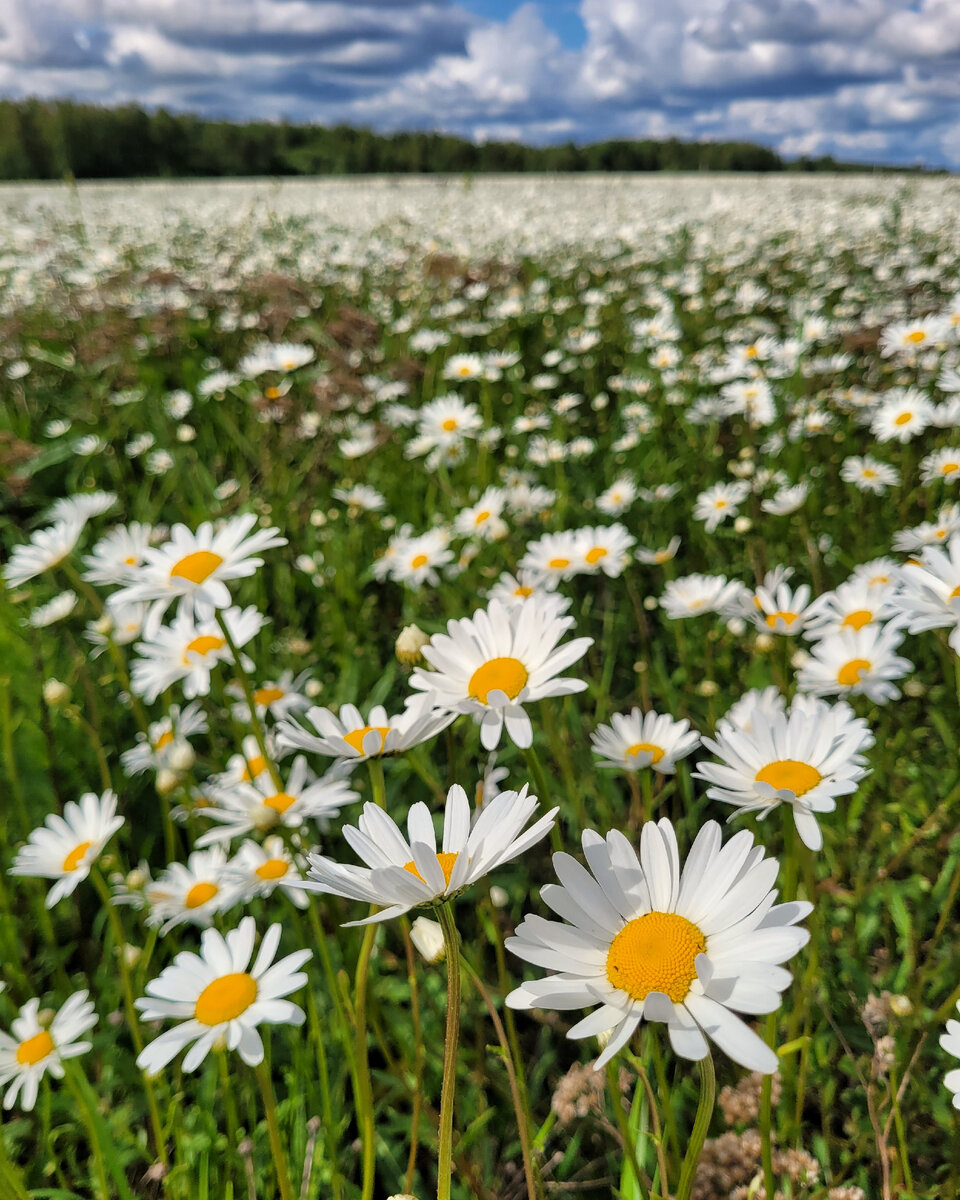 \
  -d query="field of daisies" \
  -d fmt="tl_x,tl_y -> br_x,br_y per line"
3,171 -> 960,1200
